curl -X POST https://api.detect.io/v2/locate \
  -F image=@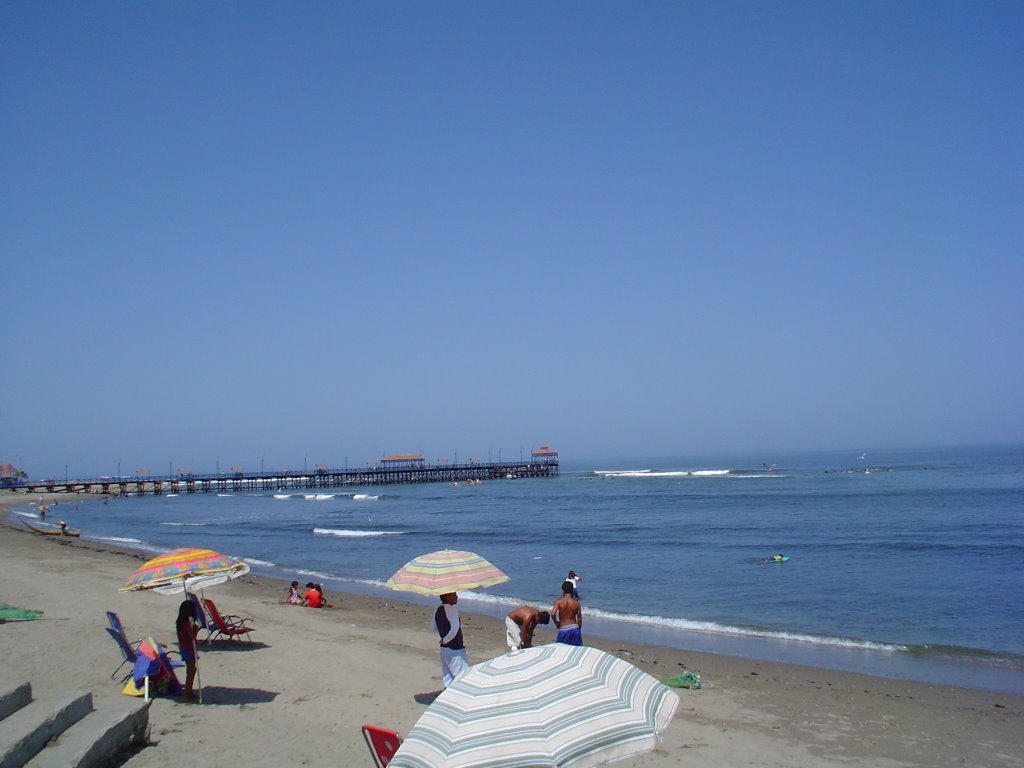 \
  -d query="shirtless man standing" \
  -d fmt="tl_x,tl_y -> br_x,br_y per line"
551,580 -> 583,646
506,605 -> 550,651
